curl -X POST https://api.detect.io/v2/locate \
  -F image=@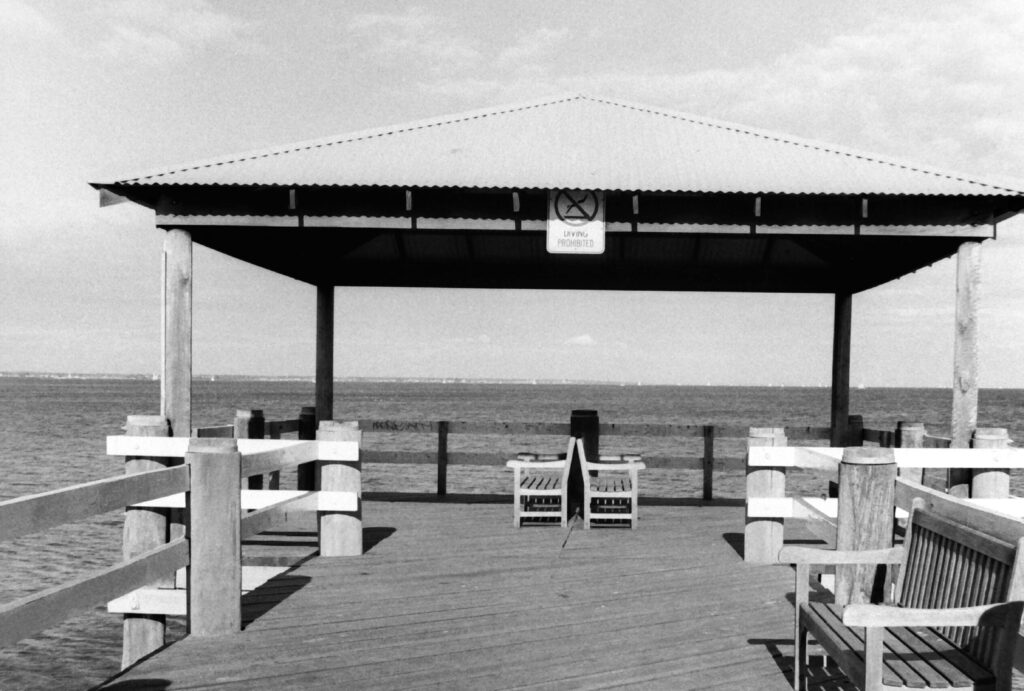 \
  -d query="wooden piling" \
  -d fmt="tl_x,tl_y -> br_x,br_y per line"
895,421 -> 926,483
122,415 -> 171,668
316,421 -> 362,557
297,405 -> 317,490
744,427 -> 787,563
162,229 -> 192,437
830,292 -> 852,447
569,410 -> 599,518
846,414 -> 864,446
186,438 -> 241,636
971,428 -> 1010,499
437,421 -> 449,497
702,425 -> 714,501
234,409 -> 265,490
316,285 -> 334,423
835,447 -> 896,607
